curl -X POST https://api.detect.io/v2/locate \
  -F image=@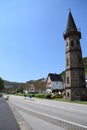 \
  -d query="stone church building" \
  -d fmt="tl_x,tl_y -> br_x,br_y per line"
63,11 -> 87,100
